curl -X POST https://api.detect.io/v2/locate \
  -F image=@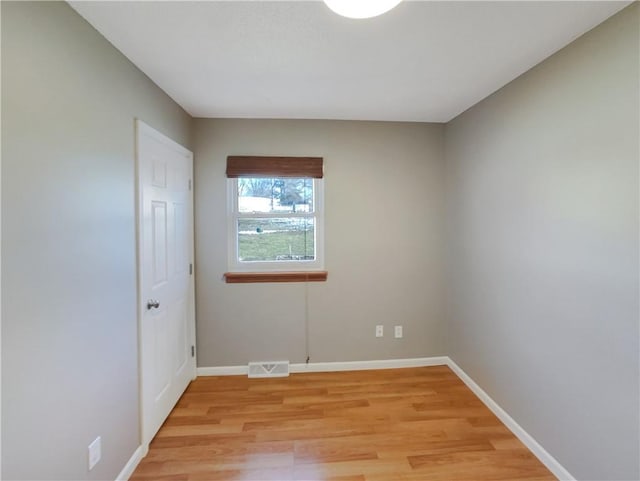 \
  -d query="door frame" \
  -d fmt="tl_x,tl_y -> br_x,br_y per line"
134,119 -> 196,452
